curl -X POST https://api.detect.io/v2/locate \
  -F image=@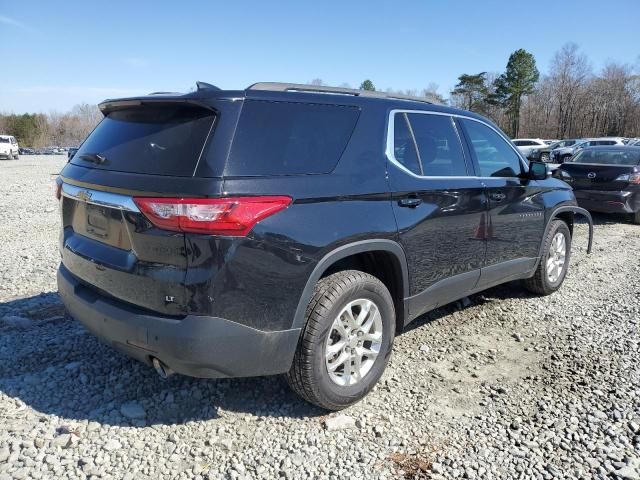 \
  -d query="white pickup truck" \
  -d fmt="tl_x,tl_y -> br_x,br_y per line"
0,135 -> 19,160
